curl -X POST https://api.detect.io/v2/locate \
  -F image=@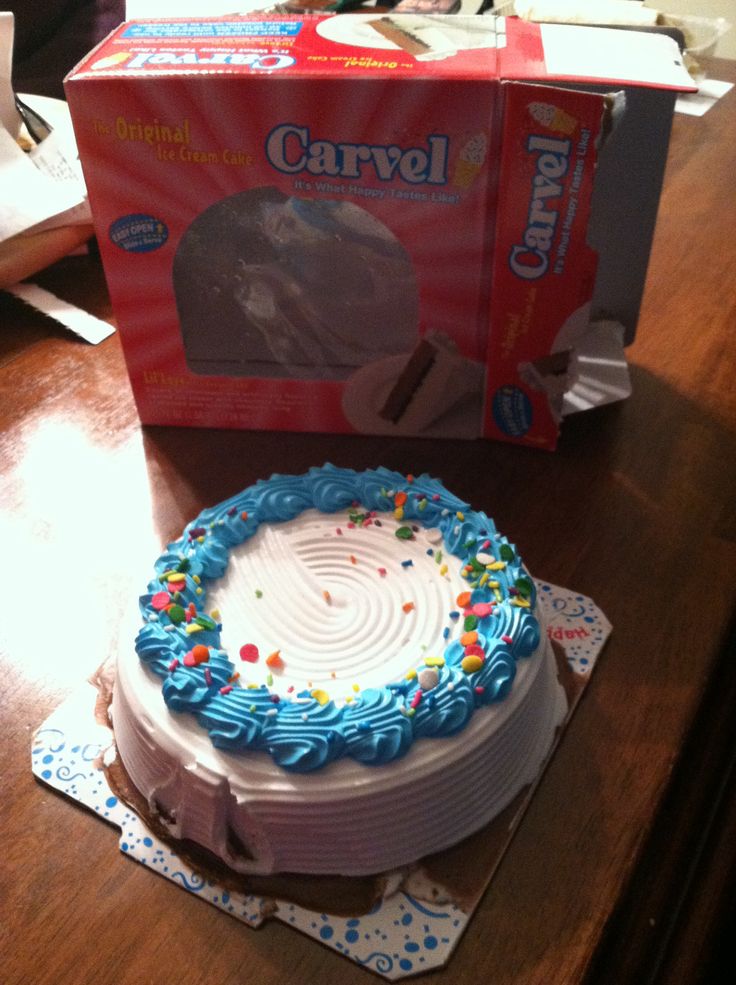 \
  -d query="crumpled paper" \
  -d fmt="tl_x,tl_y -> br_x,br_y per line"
0,13 -> 113,340
0,13 -> 91,244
